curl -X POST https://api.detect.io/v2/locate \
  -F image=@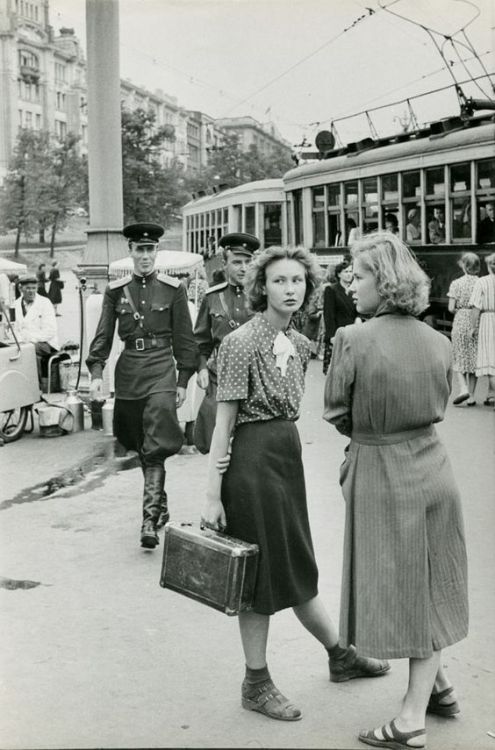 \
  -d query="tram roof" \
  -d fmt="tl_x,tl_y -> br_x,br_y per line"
284,116 -> 495,189
183,178 -> 284,210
